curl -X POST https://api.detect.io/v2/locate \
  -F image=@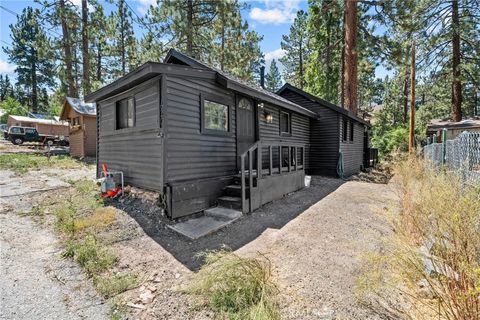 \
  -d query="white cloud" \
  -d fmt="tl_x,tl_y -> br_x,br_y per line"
264,48 -> 286,62
249,0 -> 301,25
137,0 -> 157,15
0,59 -> 15,74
